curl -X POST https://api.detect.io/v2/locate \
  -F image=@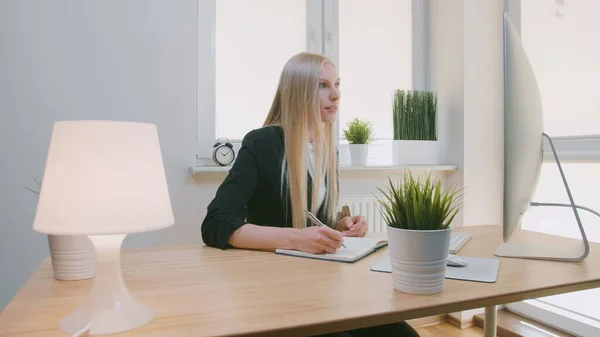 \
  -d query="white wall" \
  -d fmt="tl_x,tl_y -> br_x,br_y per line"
462,0 -> 504,227
426,0 -> 465,226
0,0 -> 222,311
426,0 -> 505,322
426,0 -> 504,229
